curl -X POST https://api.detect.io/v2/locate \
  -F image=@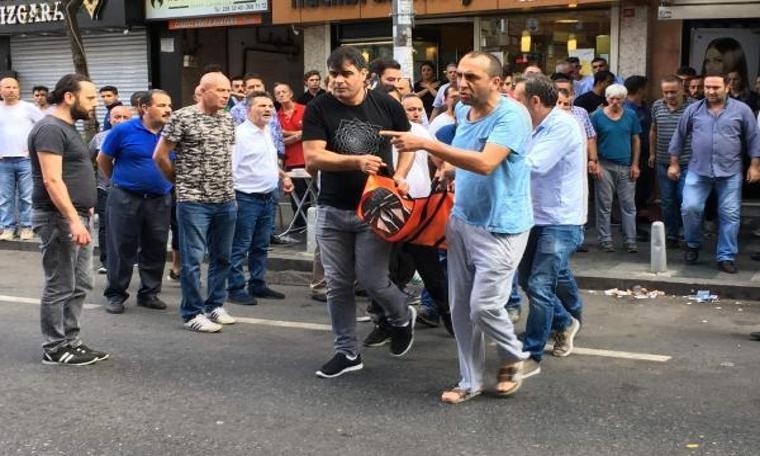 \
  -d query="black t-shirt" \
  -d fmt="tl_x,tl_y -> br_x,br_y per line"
296,89 -> 326,106
574,91 -> 606,114
302,90 -> 410,210
28,115 -> 97,214
413,81 -> 437,117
